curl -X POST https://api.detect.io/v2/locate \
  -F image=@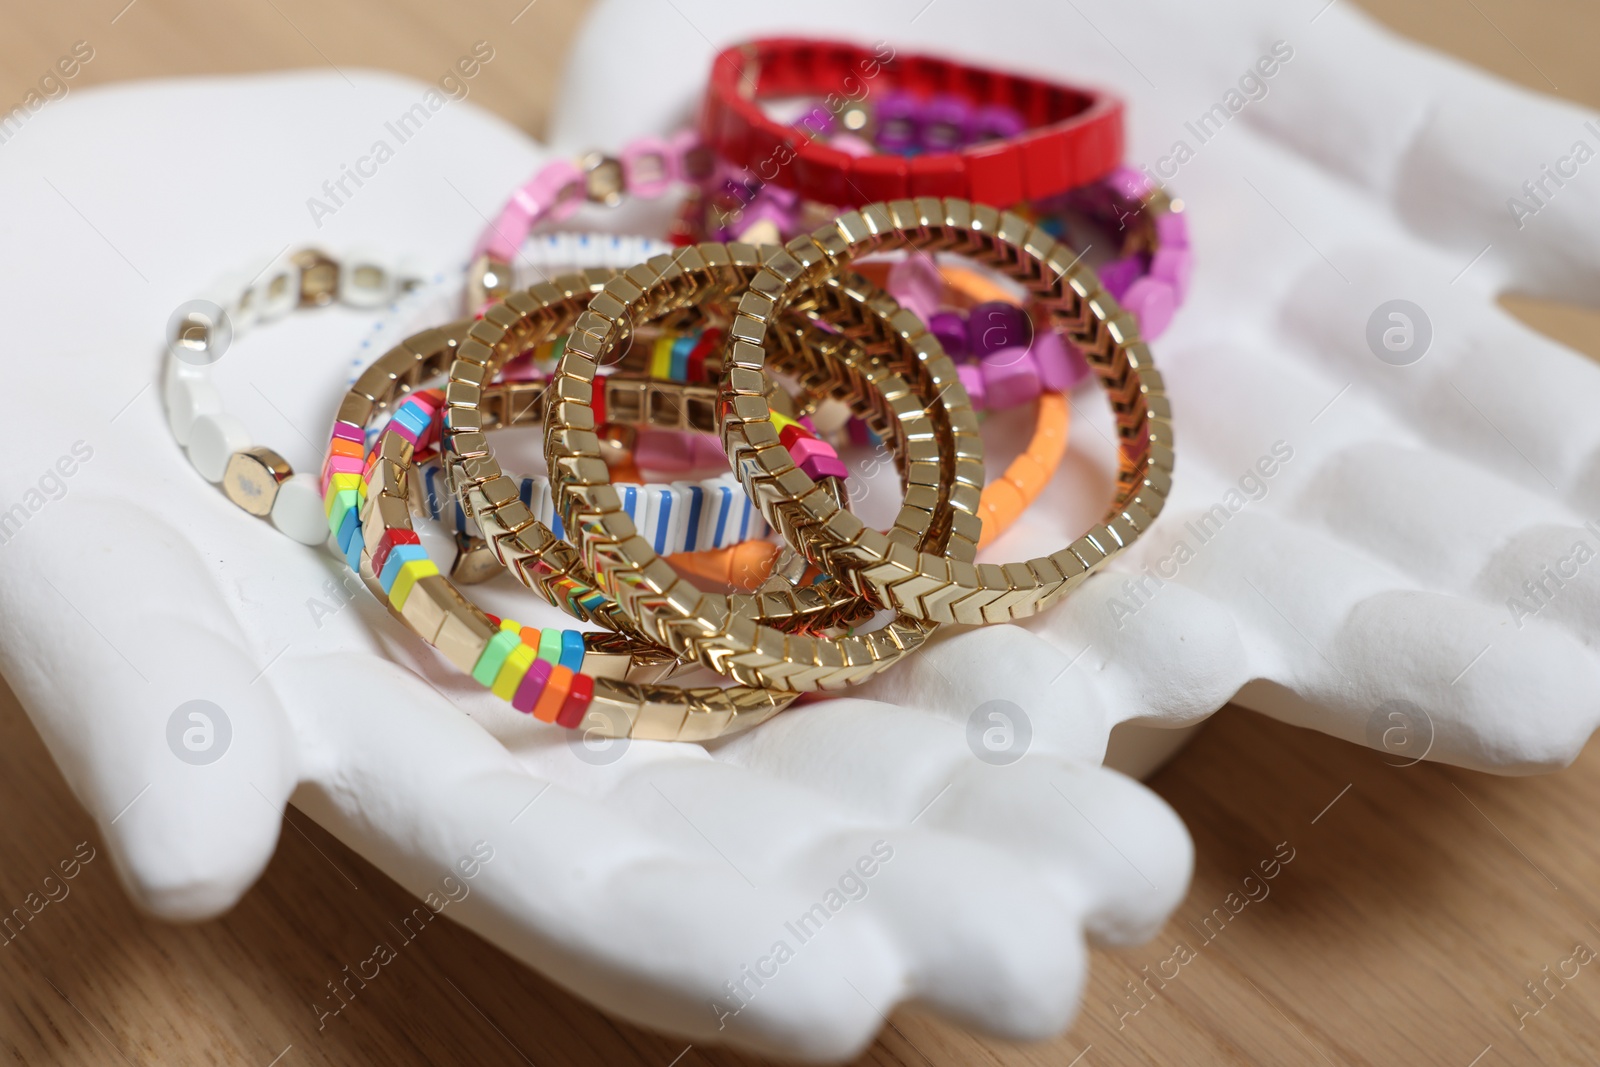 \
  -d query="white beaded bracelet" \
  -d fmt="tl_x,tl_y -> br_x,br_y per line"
161,248 -> 429,544
160,238 -> 691,548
